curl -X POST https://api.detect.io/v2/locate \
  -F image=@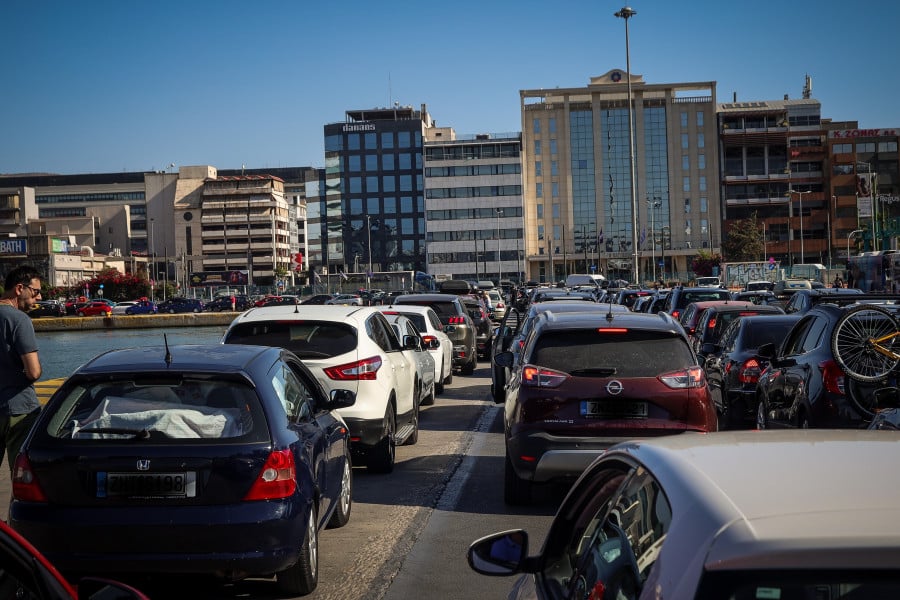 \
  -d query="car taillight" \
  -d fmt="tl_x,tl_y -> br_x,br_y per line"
819,360 -> 846,395
244,449 -> 296,500
737,358 -> 762,384
659,366 -> 705,389
422,334 -> 437,346
522,364 -> 568,388
12,454 -> 47,502
707,318 -> 717,330
323,355 -> 382,380
448,316 -> 466,325
496,301 -> 505,308
672,310 -> 681,319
